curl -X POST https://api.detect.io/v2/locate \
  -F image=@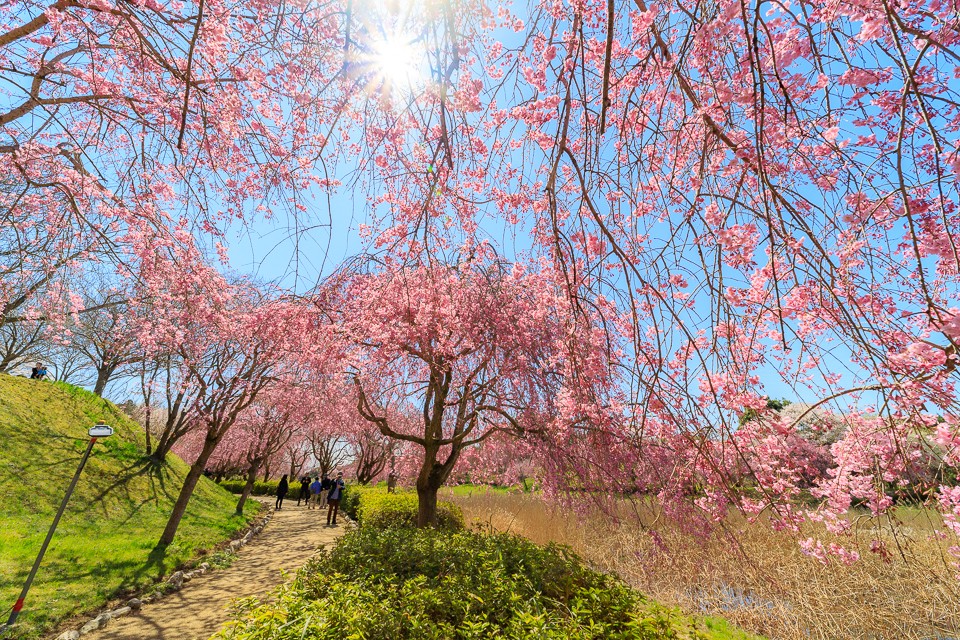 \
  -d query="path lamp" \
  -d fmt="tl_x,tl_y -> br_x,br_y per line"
1,421 -> 114,635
